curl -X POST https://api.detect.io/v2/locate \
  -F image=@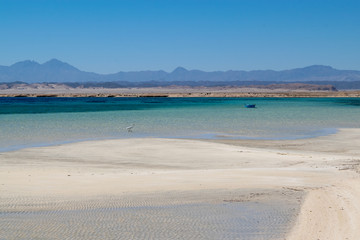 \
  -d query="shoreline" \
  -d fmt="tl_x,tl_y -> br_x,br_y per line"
0,91 -> 360,98
0,127 -> 339,154
1,129 -> 360,239
1,88 -> 360,98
